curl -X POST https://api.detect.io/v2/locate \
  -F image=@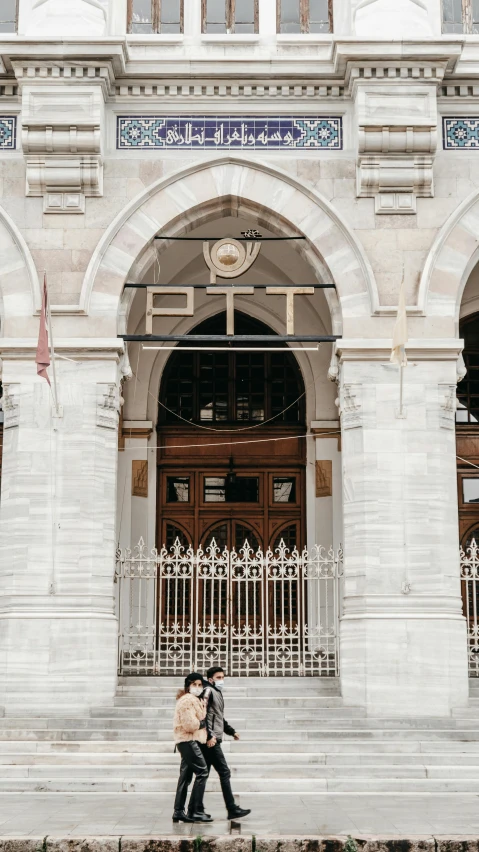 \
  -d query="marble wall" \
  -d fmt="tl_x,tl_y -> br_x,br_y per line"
0,4 -> 477,713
